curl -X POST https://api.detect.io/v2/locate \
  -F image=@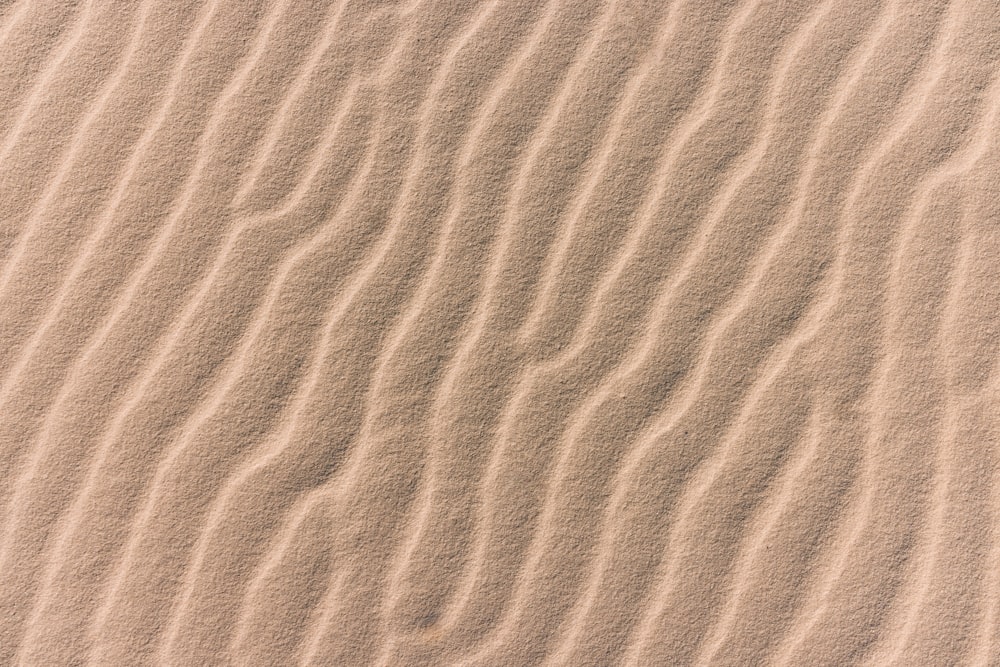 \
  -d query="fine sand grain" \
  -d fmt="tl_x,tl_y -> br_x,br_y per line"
1,0 -> 998,665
